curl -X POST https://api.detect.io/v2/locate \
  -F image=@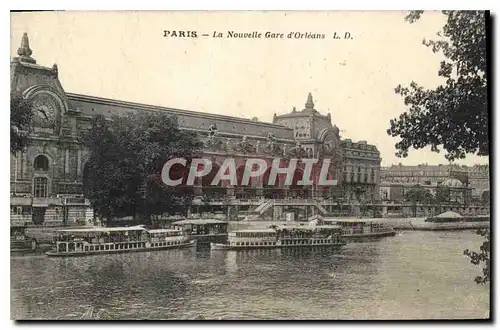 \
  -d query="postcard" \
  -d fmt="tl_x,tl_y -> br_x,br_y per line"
10,10 -> 490,320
